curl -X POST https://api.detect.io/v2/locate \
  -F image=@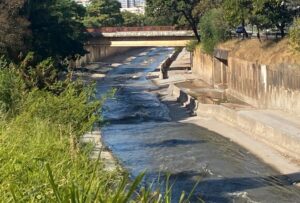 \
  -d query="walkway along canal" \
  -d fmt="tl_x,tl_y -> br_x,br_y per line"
94,47 -> 300,202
